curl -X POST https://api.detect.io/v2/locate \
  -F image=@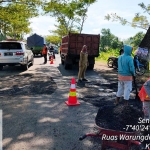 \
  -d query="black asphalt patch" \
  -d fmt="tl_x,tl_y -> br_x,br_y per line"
95,105 -> 143,132
0,74 -> 57,95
